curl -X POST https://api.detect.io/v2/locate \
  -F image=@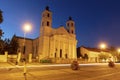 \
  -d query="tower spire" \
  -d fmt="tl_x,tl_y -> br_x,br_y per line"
45,6 -> 49,11
68,16 -> 72,20
40,6 -> 52,36
66,16 -> 75,34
